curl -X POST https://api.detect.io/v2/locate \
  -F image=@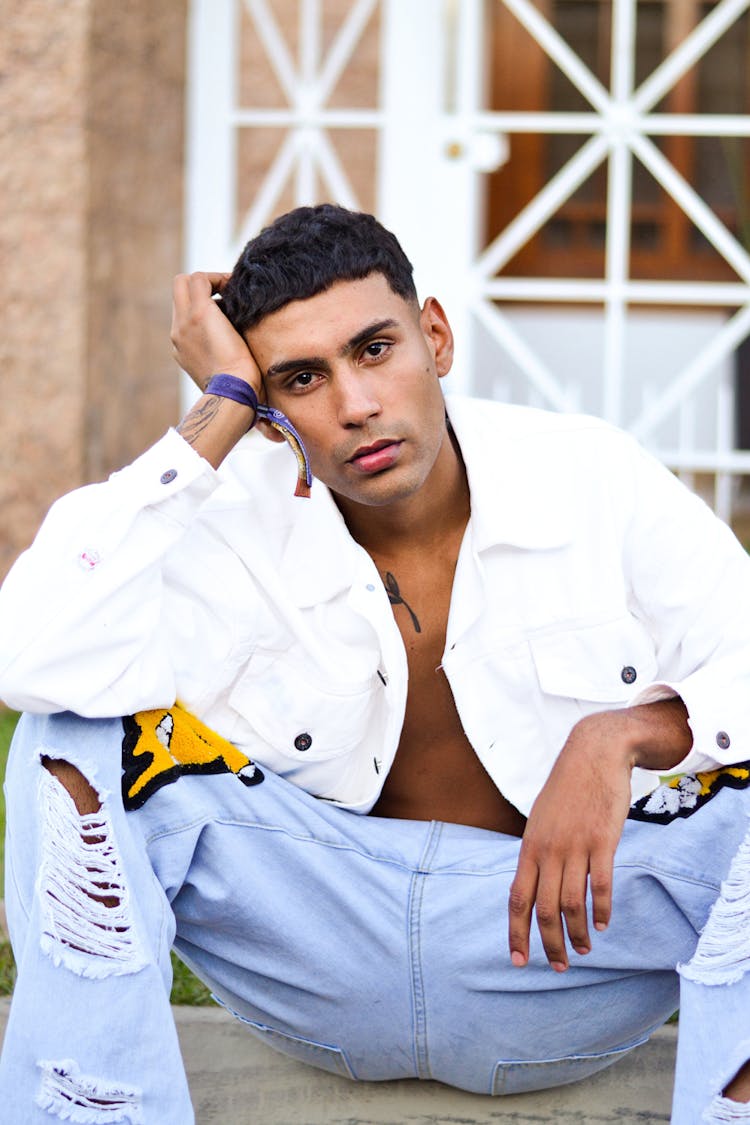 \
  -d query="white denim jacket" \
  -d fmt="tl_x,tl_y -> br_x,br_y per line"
1,396 -> 749,815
